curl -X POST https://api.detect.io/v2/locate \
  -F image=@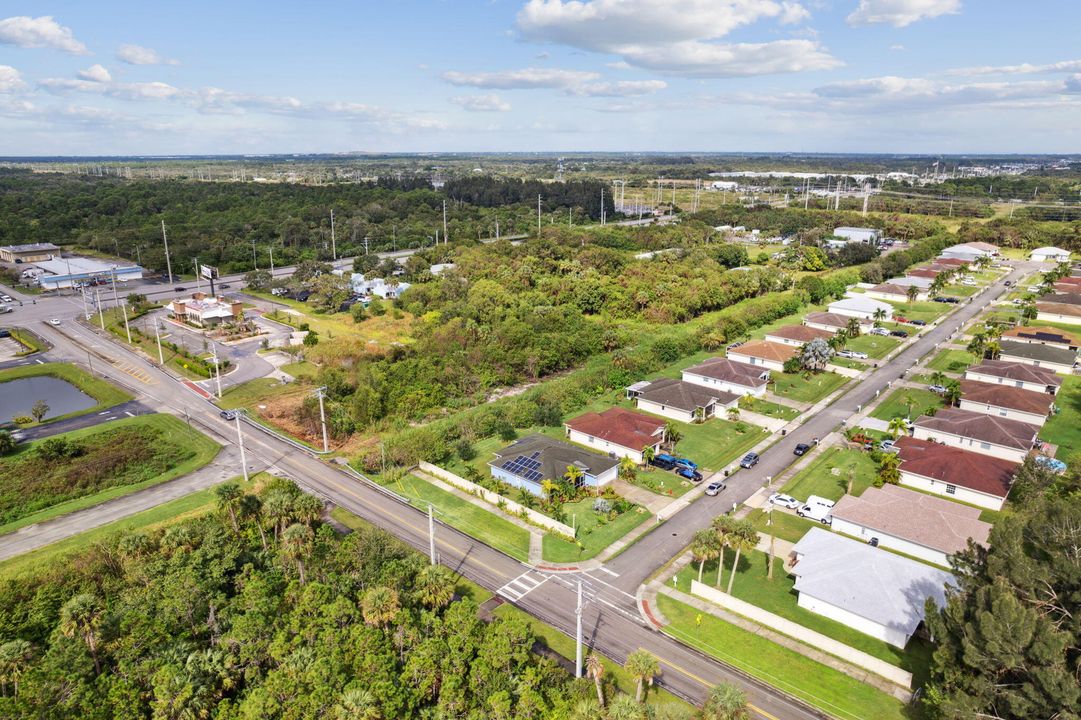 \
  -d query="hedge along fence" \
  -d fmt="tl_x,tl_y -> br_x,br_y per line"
418,461 -> 576,537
